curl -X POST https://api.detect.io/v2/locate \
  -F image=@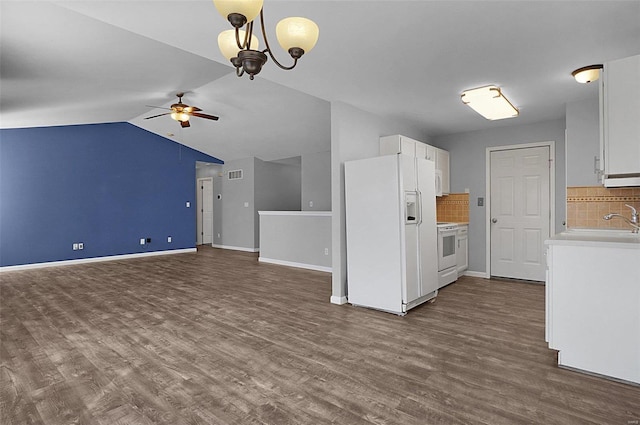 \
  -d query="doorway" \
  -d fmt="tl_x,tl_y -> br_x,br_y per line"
197,177 -> 214,245
486,142 -> 554,281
